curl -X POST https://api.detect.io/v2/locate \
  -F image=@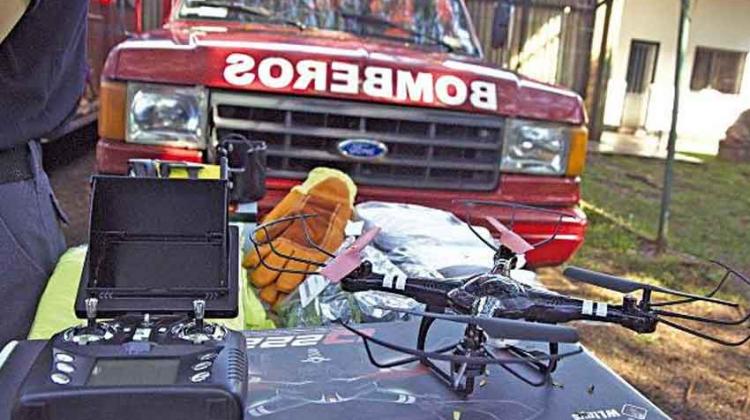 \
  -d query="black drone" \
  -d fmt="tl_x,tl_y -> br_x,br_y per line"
250,200 -> 750,396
